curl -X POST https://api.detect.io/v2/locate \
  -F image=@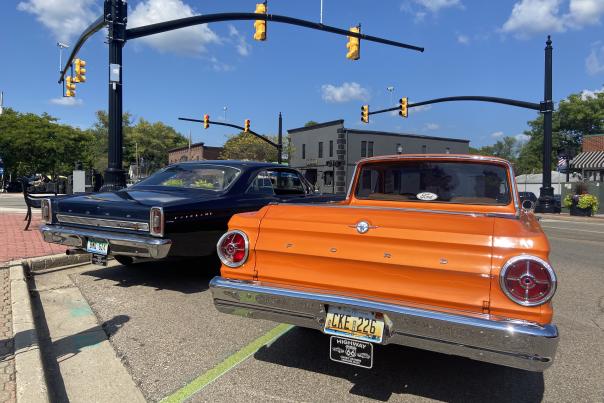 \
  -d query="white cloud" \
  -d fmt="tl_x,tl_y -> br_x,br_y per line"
228,25 -> 251,57
209,57 -> 234,72
413,104 -> 432,113
129,0 -> 220,55
580,85 -> 604,99
424,123 -> 440,130
567,0 -> 604,26
501,0 -> 604,38
17,0 -> 97,42
50,97 -> 83,106
401,0 -> 462,22
457,34 -> 470,44
321,82 -> 369,103
586,44 -> 604,75
515,133 -> 530,142
491,131 -> 504,138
